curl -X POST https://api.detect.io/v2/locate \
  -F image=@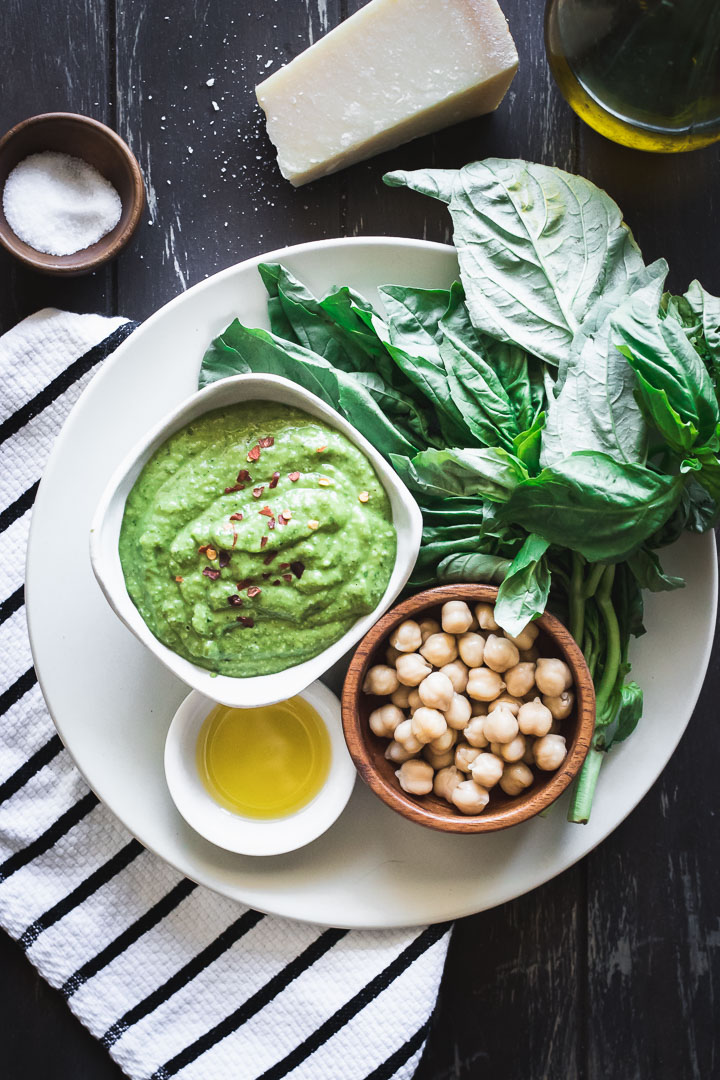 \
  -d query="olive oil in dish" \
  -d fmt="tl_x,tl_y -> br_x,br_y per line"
196,697 -> 331,819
